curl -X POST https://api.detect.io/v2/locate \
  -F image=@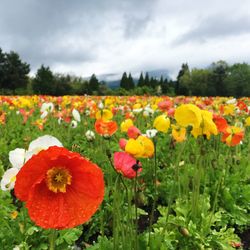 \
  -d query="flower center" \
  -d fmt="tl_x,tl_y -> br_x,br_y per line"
46,167 -> 72,193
